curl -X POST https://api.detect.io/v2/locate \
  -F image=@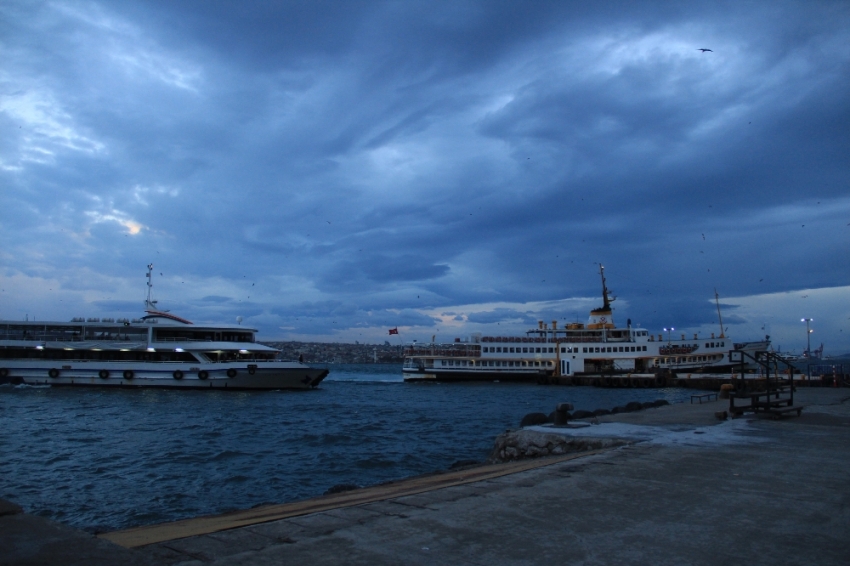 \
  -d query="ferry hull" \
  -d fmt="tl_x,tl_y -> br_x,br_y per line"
0,363 -> 329,391
402,369 -> 551,383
